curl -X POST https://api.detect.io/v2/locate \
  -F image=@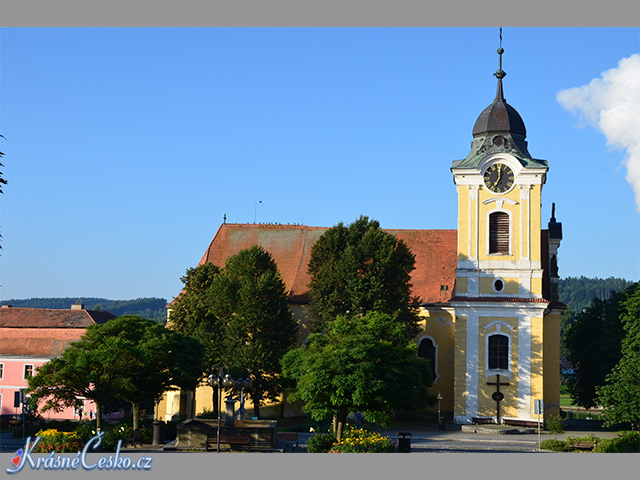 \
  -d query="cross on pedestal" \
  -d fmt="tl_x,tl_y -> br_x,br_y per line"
487,374 -> 510,424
